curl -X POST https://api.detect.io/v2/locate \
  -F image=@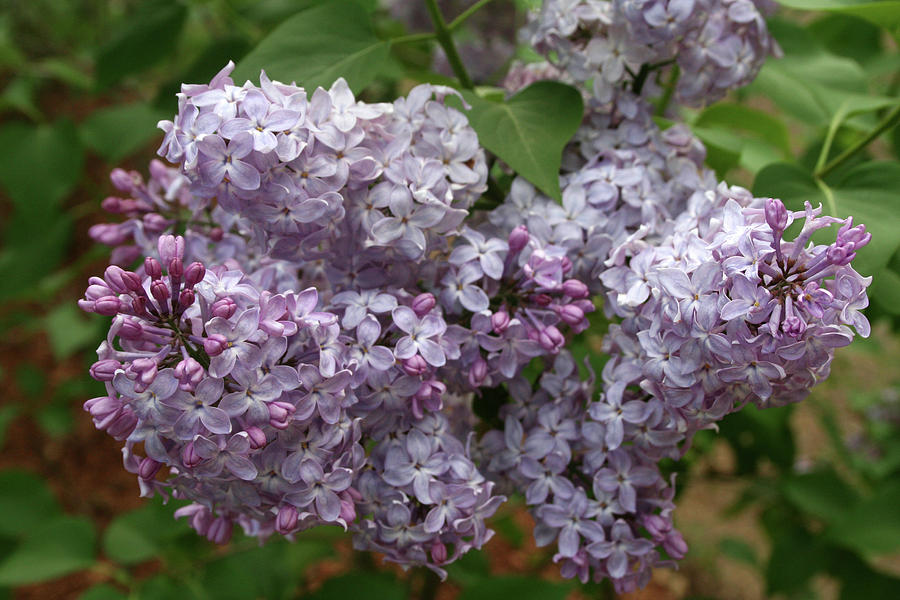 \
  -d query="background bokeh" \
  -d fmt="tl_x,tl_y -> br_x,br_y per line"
0,1 -> 899,598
